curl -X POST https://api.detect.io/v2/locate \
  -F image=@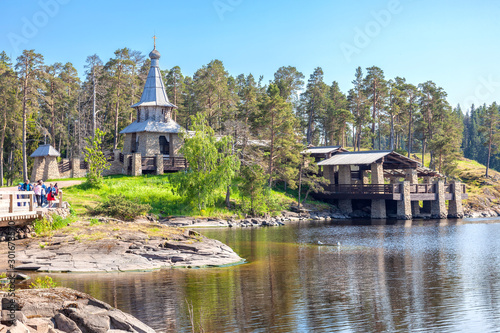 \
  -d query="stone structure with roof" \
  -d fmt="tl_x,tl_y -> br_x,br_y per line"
30,39 -> 187,180
310,148 -> 467,220
30,144 -> 61,181
120,43 -> 183,158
